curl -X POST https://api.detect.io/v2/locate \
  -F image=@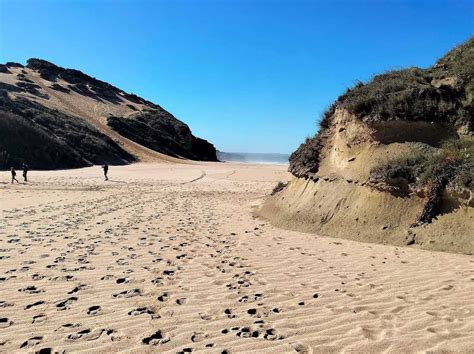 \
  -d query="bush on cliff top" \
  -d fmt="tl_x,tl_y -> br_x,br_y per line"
338,68 -> 468,125
289,37 -> 473,178
370,139 -> 473,191
369,138 -> 473,224
338,37 -> 473,128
